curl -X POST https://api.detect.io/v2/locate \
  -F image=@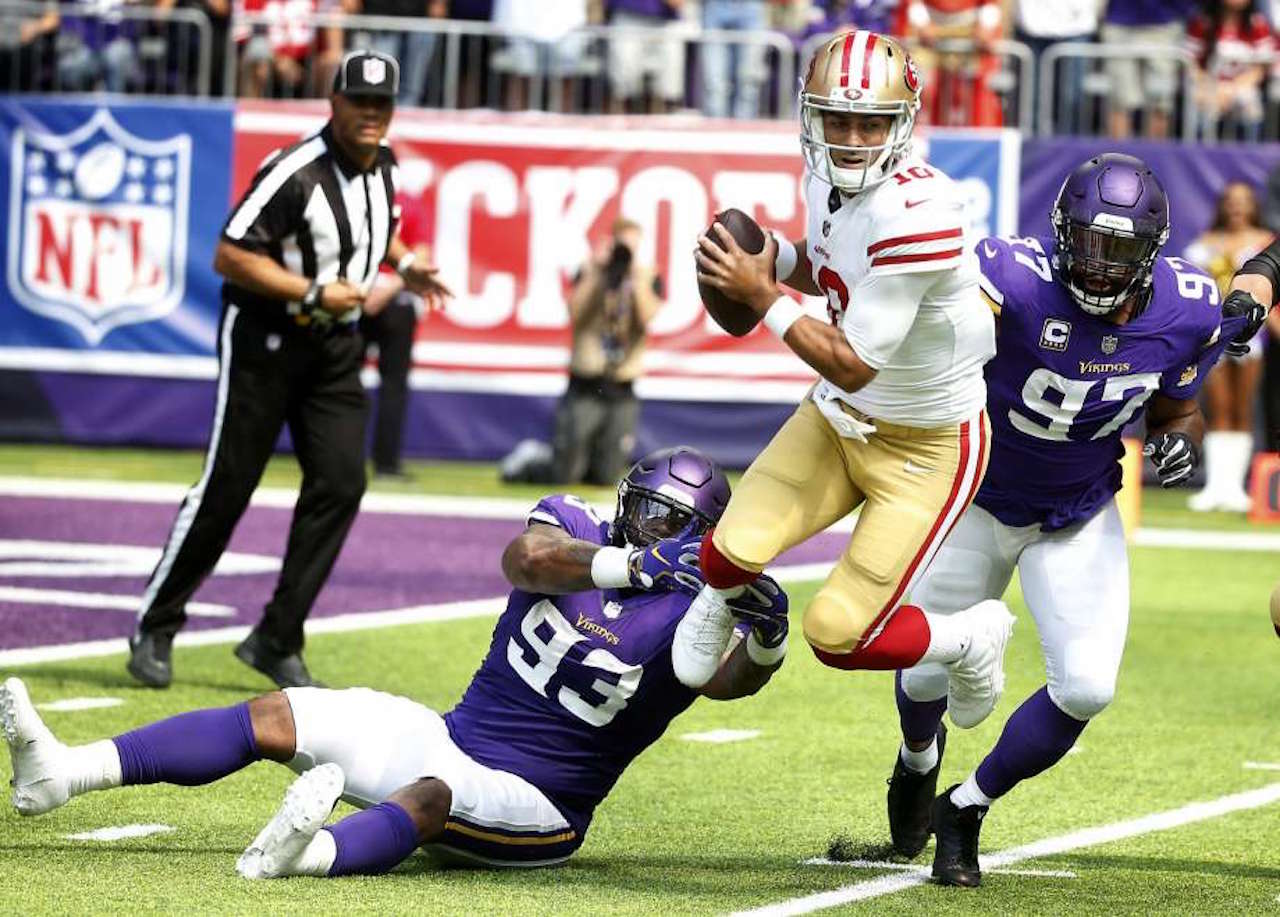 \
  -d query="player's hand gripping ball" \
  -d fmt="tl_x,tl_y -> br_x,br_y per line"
696,208 -> 773,337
